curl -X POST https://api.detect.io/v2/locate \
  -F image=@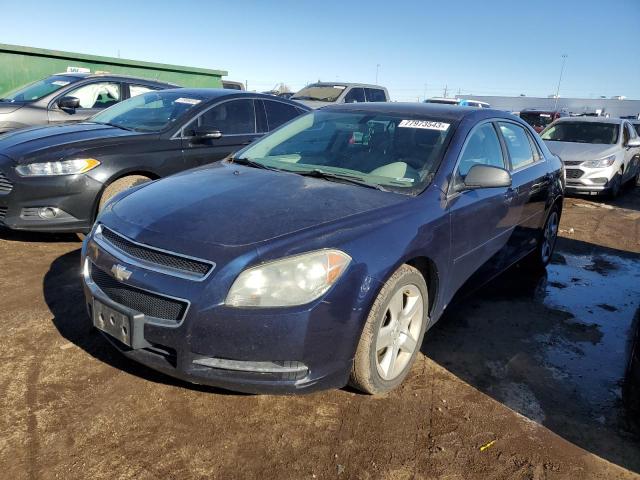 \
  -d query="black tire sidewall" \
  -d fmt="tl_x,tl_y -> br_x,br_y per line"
364,269 -> 429,393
